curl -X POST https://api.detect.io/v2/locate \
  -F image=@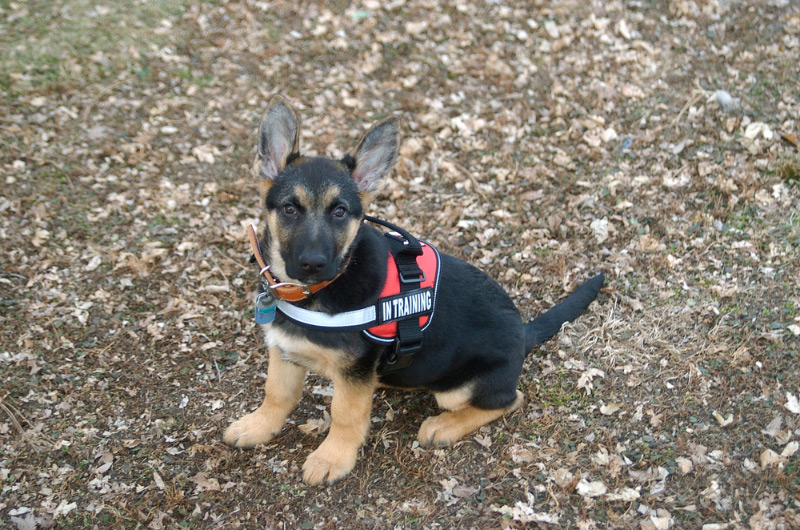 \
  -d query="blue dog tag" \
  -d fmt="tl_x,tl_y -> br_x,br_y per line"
255,290 -> 276,325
